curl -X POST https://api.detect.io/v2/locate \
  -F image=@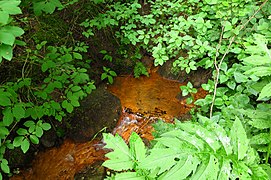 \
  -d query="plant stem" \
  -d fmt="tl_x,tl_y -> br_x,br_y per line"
209,0 -> 269,118
266,128 -> 271,164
